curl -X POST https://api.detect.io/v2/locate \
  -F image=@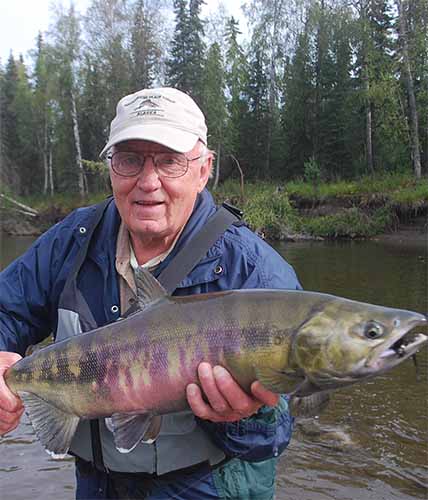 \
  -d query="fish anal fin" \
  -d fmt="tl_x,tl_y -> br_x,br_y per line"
142,415 -> 162,444
19,391 -> 79,456
111,413 -> 161,453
